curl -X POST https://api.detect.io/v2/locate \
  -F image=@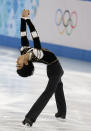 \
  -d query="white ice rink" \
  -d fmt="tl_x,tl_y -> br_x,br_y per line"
0,47 -> 91,131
